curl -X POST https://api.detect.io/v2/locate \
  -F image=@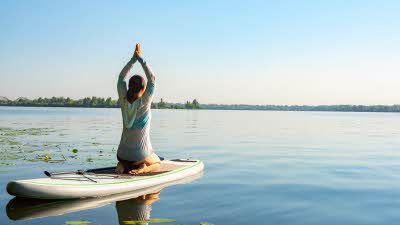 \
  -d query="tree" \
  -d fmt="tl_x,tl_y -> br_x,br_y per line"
105,97 -> 113,107
185,101 -> 193,109
192,99 -> 200,109
83,97 -> 91,107
158,98 -> 167,109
